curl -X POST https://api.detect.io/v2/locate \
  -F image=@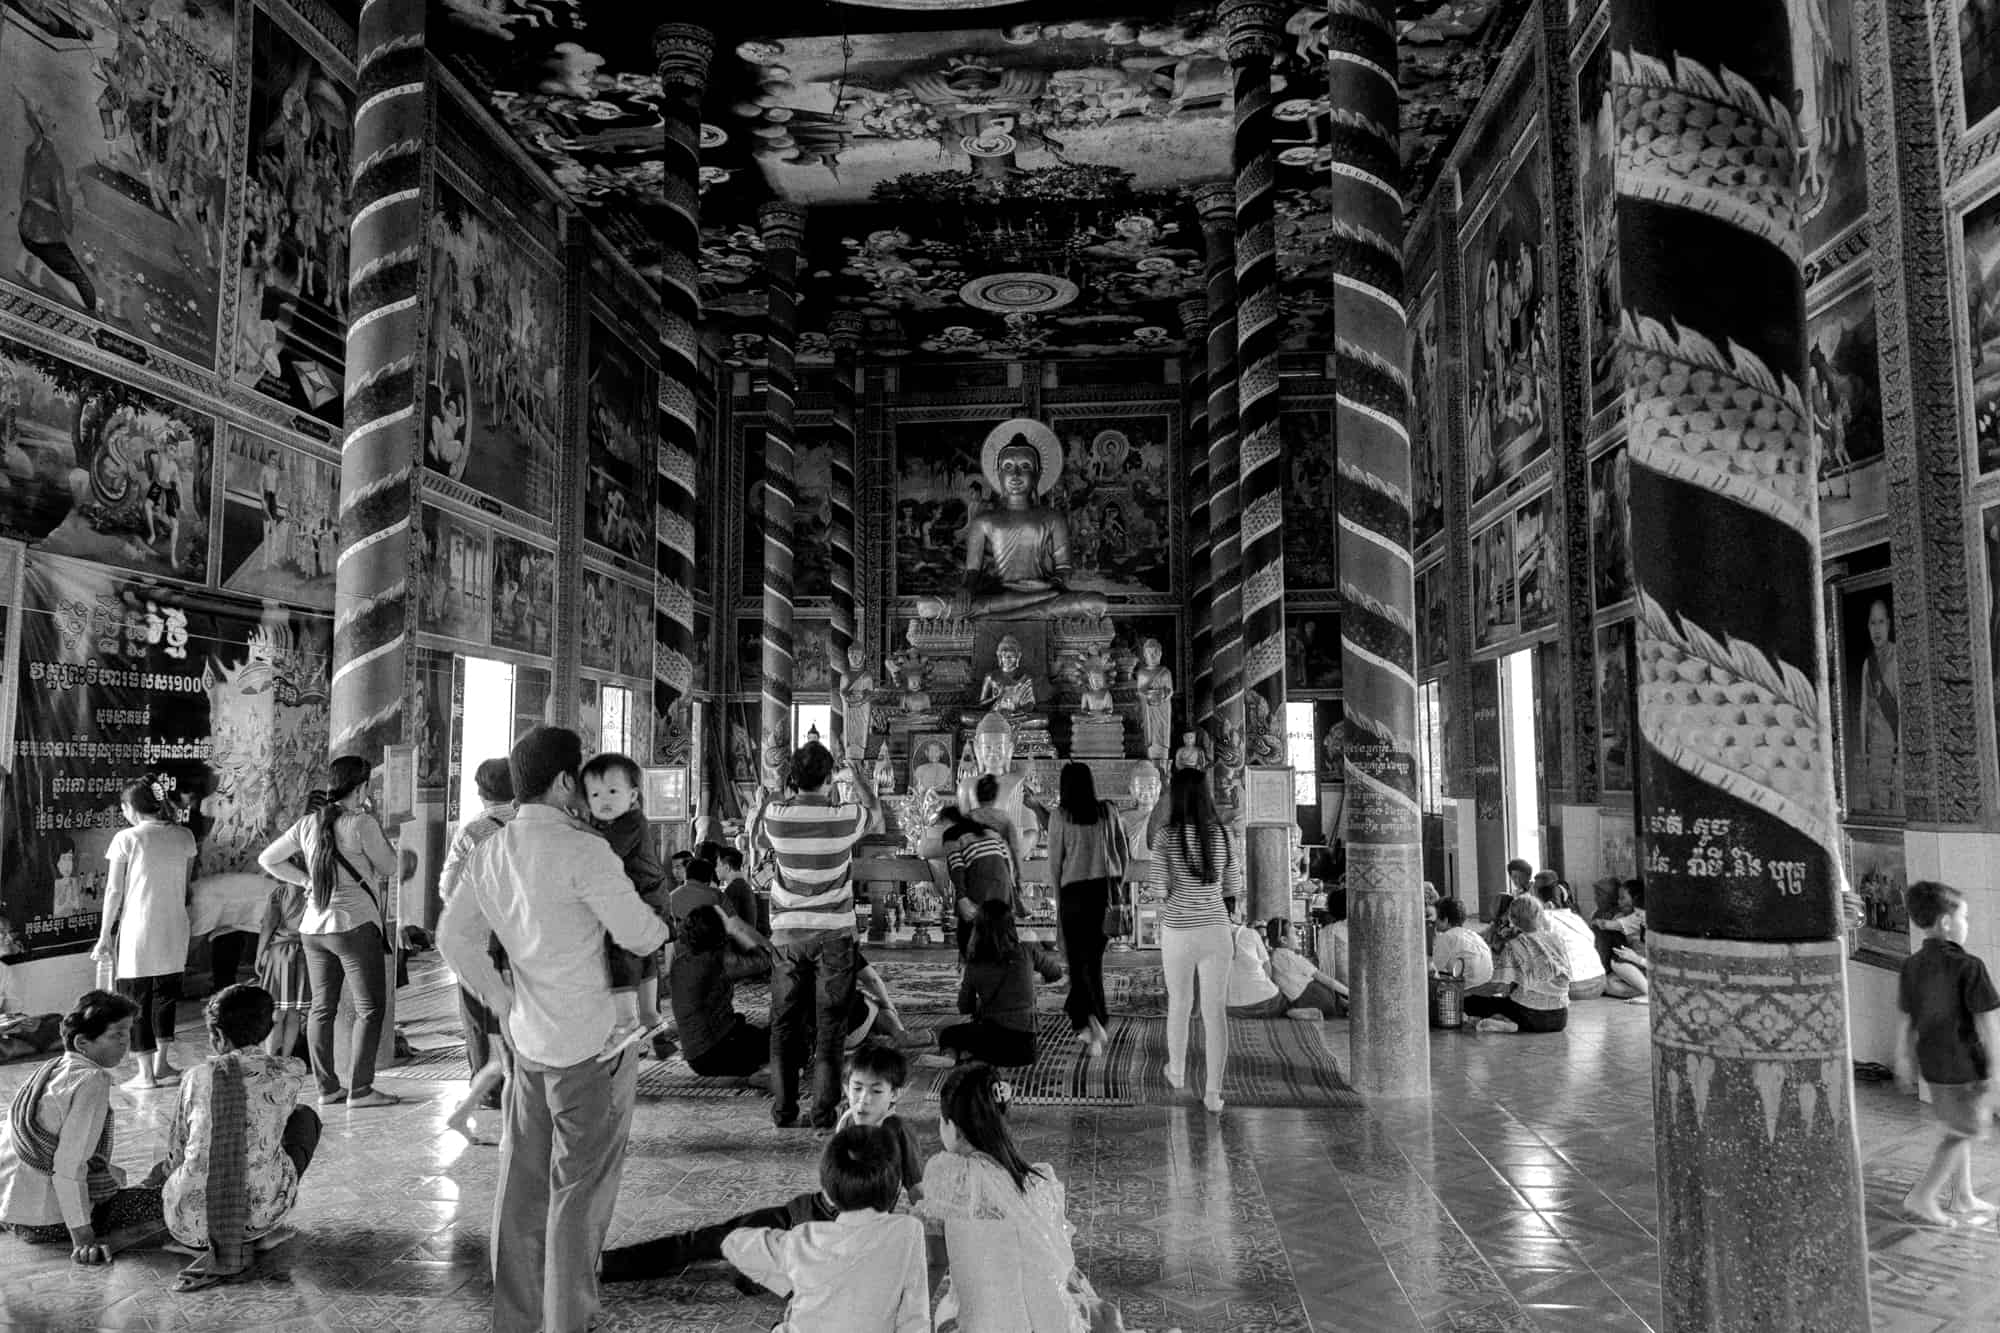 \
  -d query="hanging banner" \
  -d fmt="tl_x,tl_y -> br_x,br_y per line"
0,555 -> 331,960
